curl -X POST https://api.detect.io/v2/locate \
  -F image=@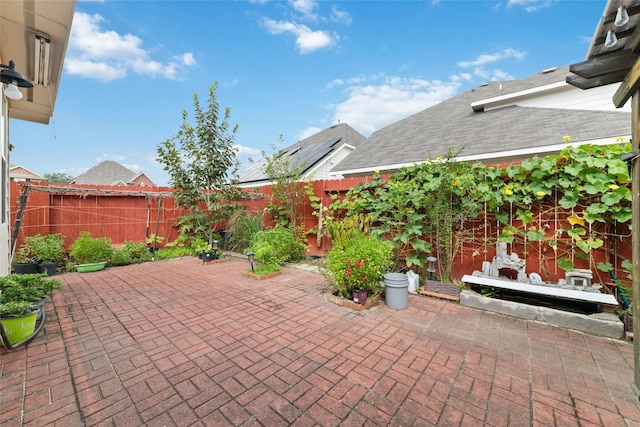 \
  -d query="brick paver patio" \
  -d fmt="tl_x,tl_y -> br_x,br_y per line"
1,256 -> 639,426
